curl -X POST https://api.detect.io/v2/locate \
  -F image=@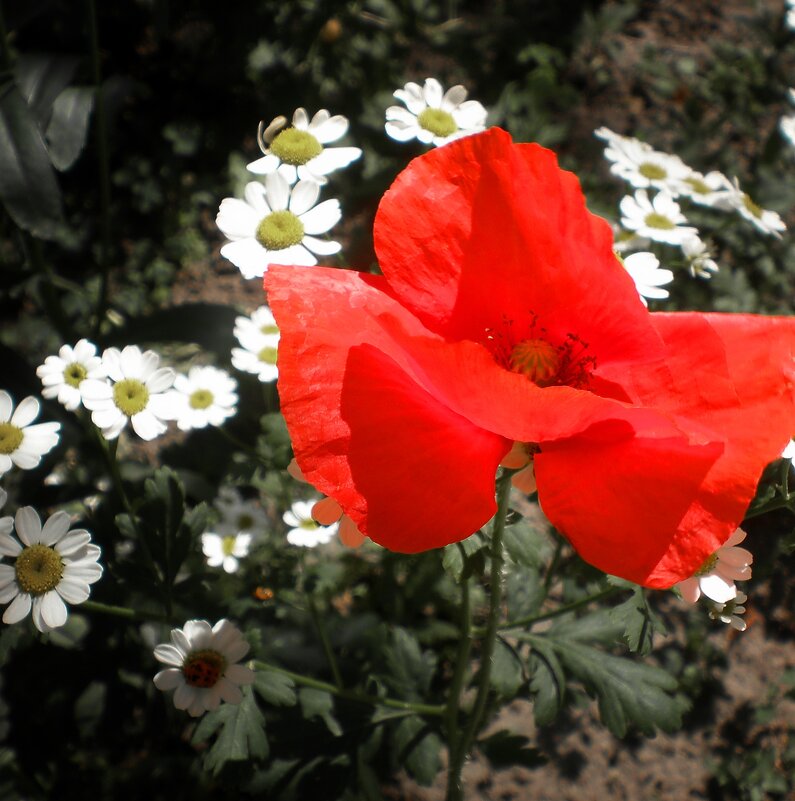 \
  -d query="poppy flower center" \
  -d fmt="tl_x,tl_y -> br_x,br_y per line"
189,389 -> 214,410
509,339 -> 561,387
0,423 -> 23,455
694,552 -> 719,577
113,379 -> 150,416
417,108 -> 457,138
644,212 -> 675,230
182,649 -> 226,688
638,162 -> 667,180
257,345 -> 279,365
269,128 -> 323,166
741,194 -> 763,219
15,544 -> 64,595
63,362 -> 88,388
256,210 -> 305,251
